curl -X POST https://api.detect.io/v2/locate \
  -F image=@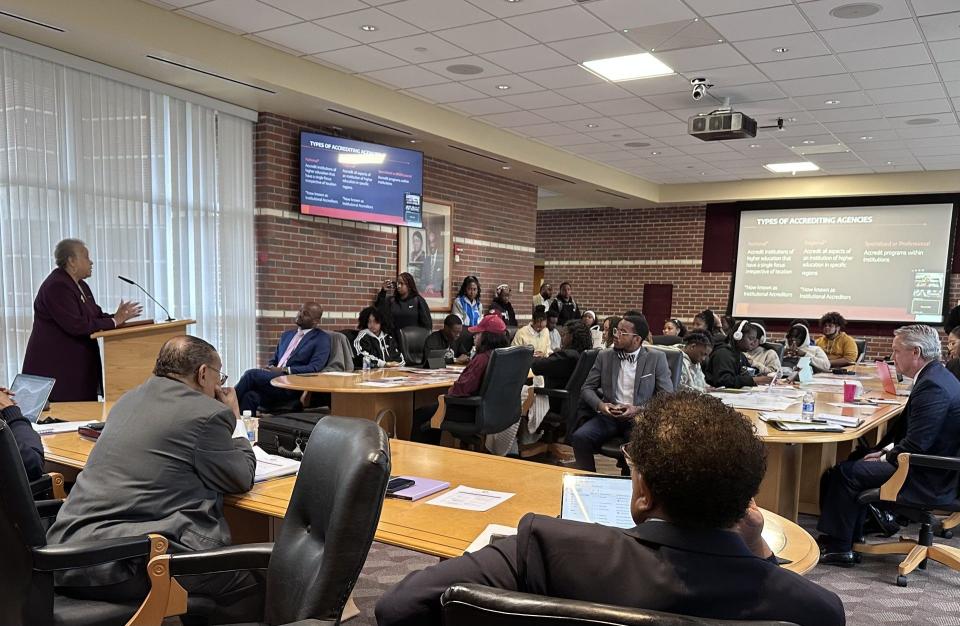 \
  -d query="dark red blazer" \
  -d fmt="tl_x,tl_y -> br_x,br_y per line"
22,268 -> 115,401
